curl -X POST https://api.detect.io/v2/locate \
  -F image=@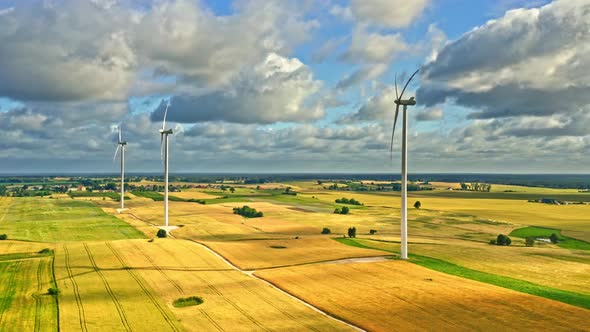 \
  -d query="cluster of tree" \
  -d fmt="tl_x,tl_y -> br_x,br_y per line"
347,227 -> 357,238
460,182 -> 492,192
335,197 -> 363,205
282,187 -> 297,195
233,205 -> 263,218
490,234 -> 511,246
334,206 -> 350,214
391,183 -> 433,191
